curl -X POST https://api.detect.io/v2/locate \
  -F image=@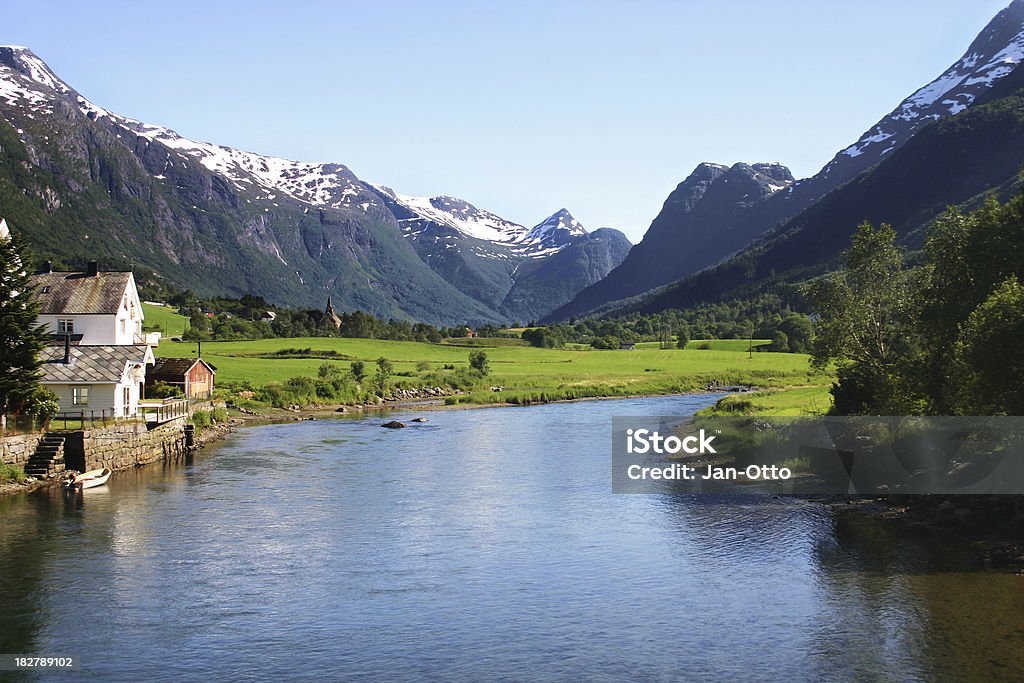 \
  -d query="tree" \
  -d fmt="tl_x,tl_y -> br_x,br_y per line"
350,361 -> 366,384
778,314 -> 812,353
468,350 -> 490,376
675,324 -> 690,349
949,276 -> 1024,415
373,357 -> 393,393
0,229 -> 55,428
804,222 -> 918,414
